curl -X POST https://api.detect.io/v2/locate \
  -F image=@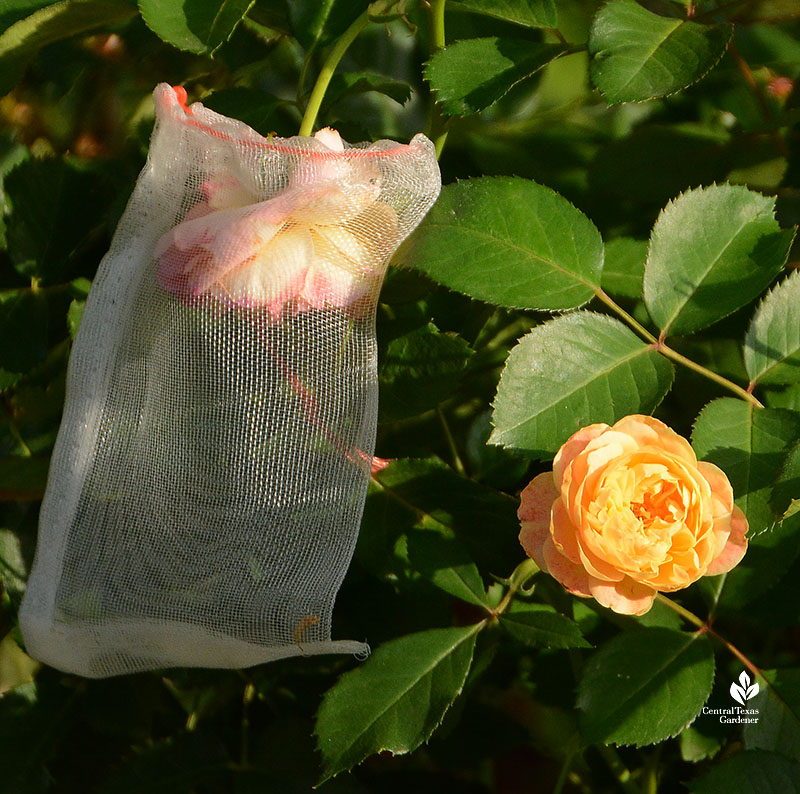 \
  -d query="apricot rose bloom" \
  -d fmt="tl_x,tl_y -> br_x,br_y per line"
518,415 -> 748,615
